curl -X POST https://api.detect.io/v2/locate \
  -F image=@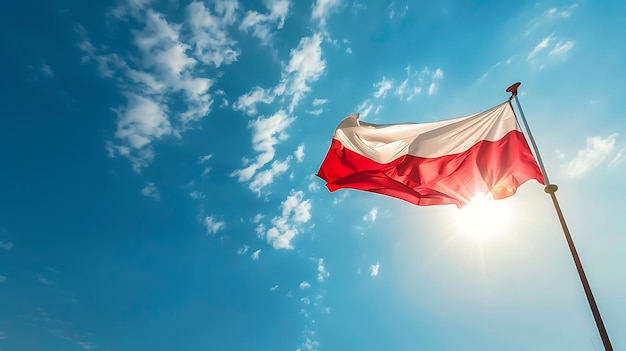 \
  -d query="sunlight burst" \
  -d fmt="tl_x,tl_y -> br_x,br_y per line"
454,193 -> 513,243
